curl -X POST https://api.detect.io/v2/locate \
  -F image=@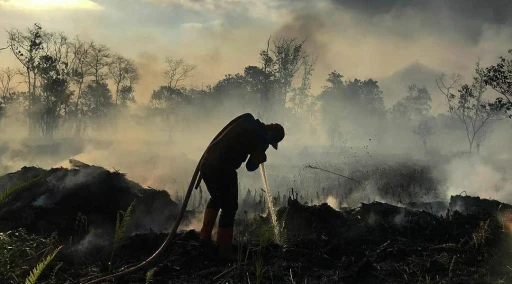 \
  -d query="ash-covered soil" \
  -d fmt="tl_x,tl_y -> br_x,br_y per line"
1,162 -> 512,284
